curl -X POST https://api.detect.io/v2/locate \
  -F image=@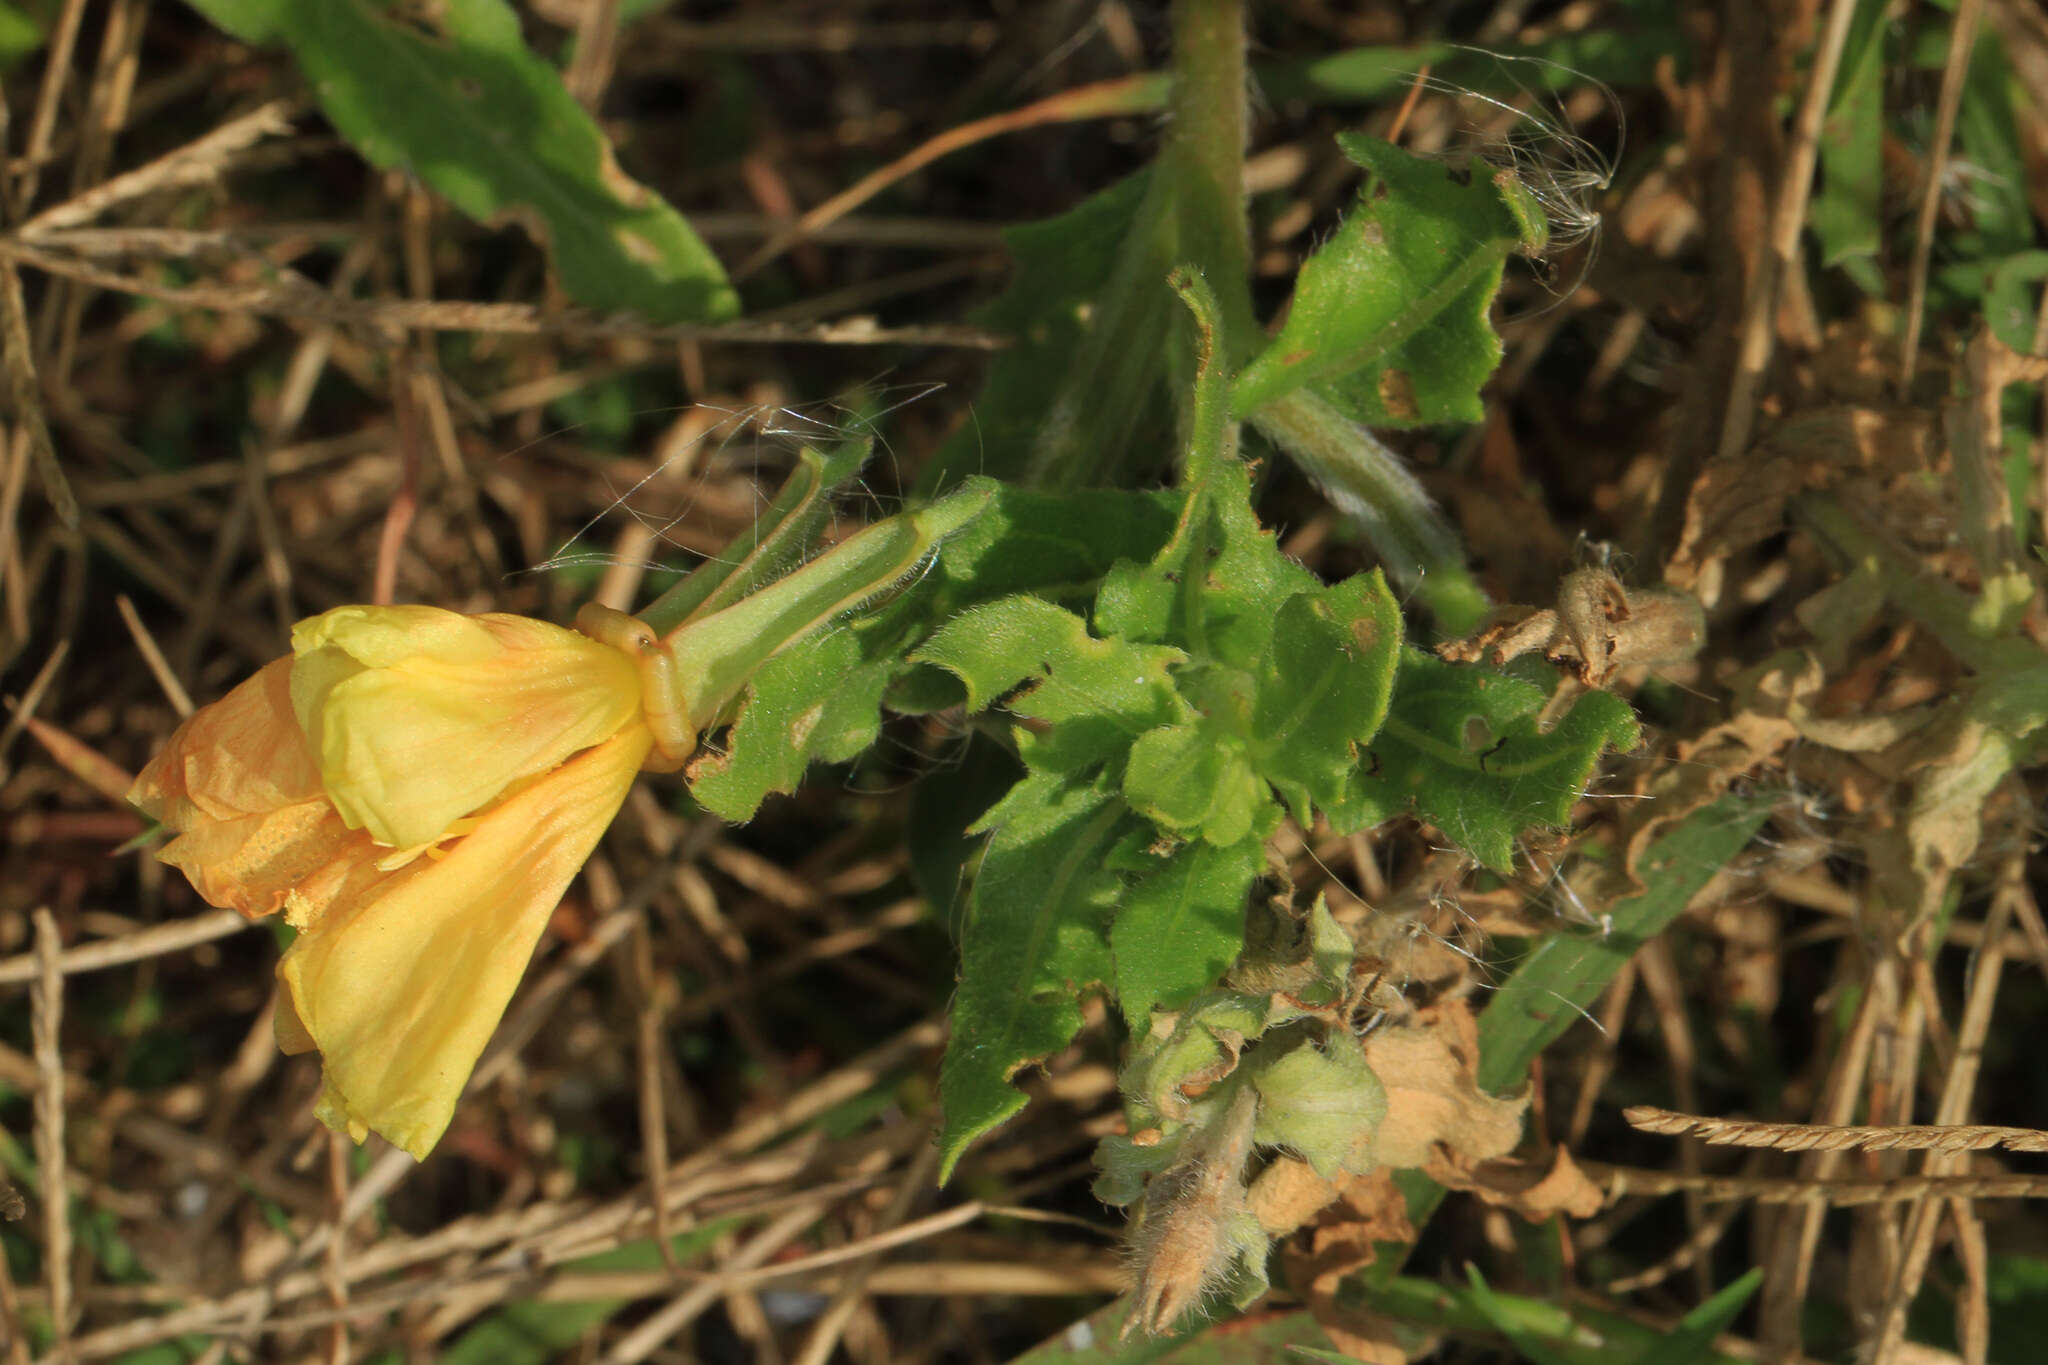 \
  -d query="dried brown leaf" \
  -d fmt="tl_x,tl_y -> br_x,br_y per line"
1361,999 -> 1526,1169
1427,1147 -> 1605,1222
1276,1168 -> 1431,1364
